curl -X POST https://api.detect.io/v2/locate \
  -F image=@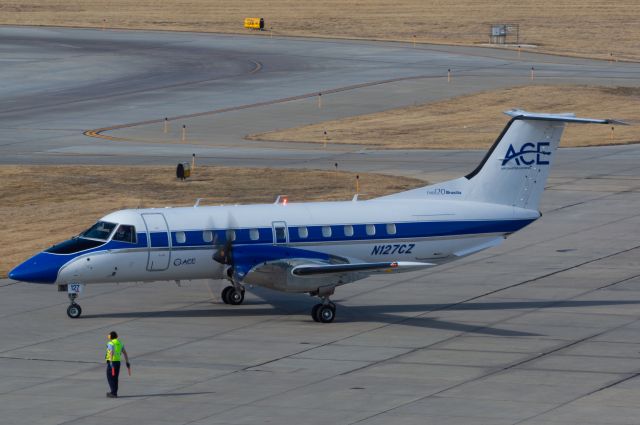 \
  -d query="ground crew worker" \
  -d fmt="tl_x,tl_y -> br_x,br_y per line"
105,331 -> 130,398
